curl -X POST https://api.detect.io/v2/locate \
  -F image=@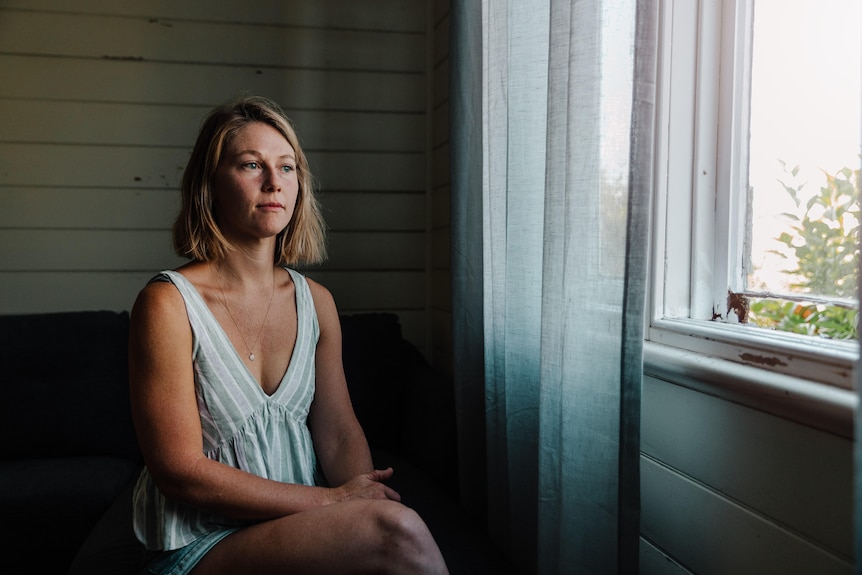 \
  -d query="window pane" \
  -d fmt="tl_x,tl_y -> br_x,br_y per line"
746,0 -> 861,306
